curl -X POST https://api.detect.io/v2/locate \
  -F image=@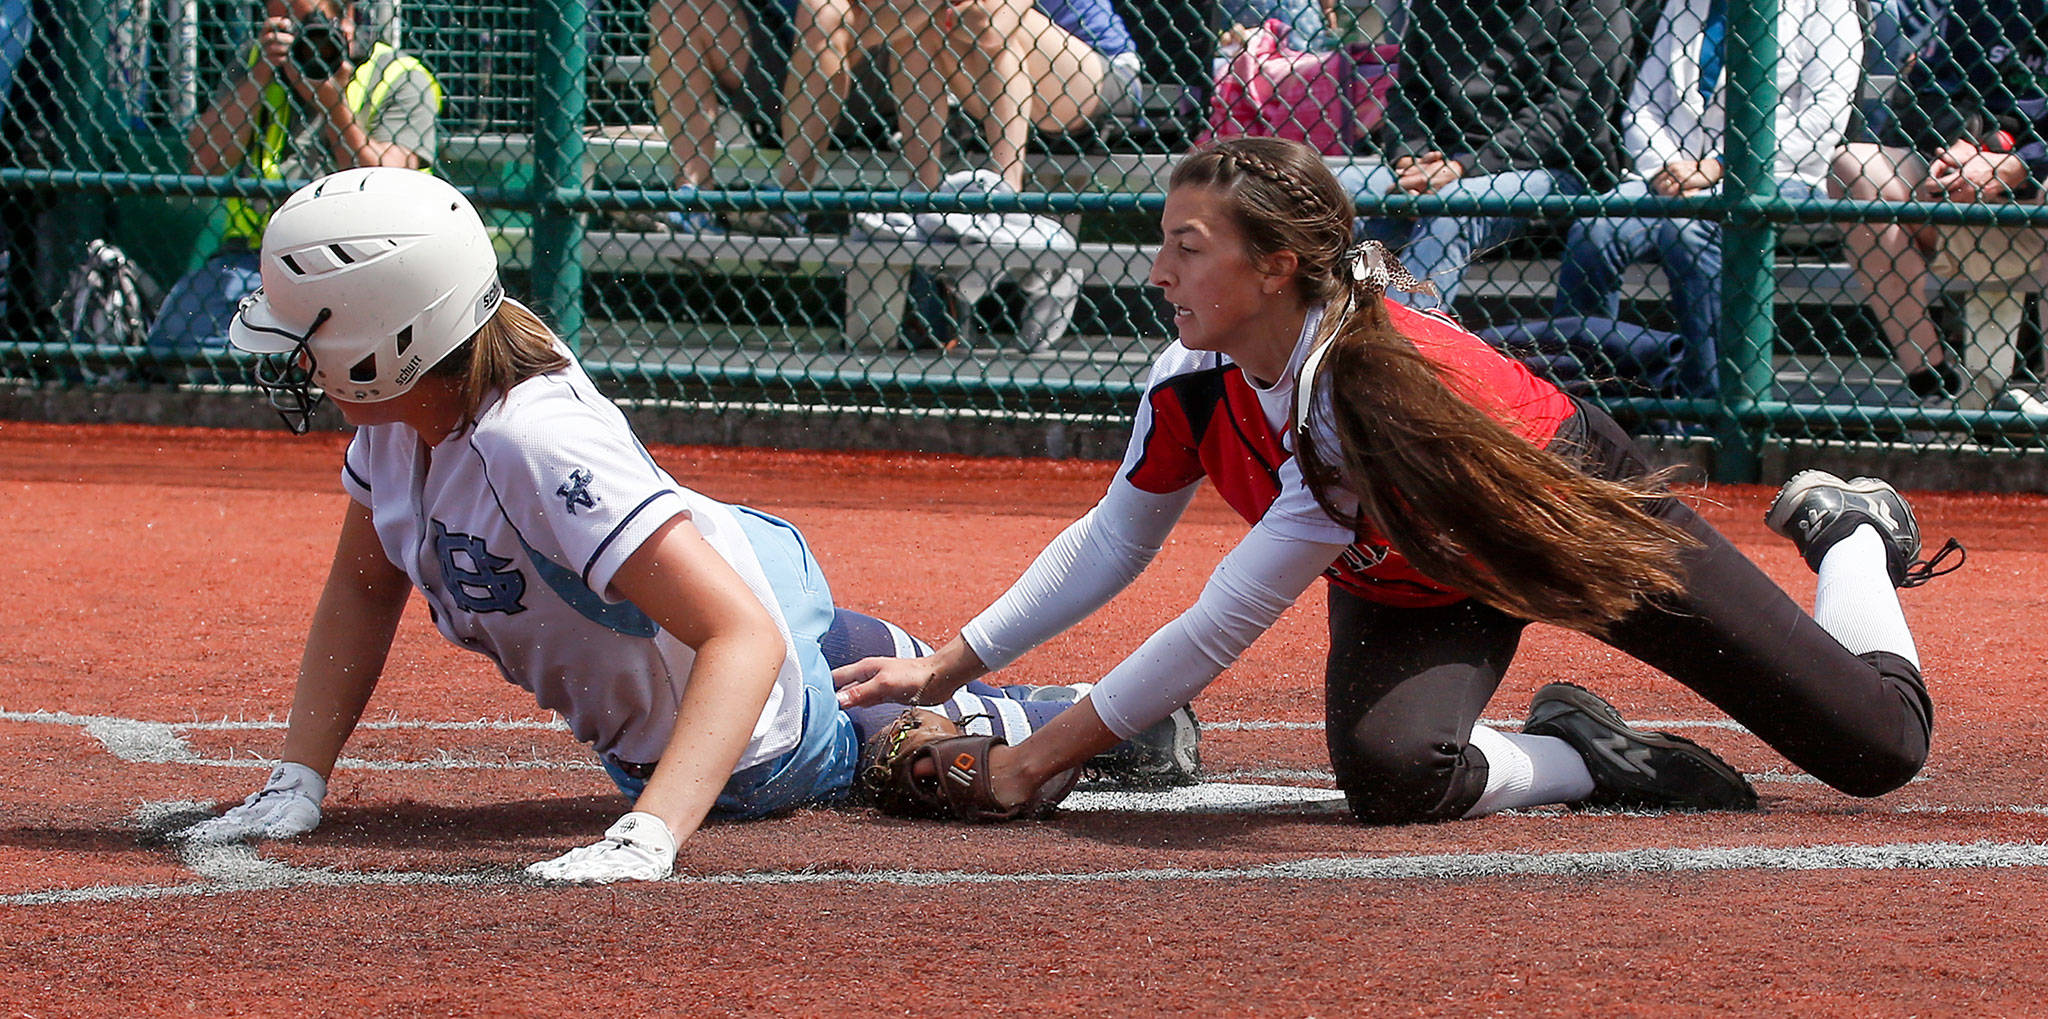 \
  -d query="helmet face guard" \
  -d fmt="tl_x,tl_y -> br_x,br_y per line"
237,293 -> 333,434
